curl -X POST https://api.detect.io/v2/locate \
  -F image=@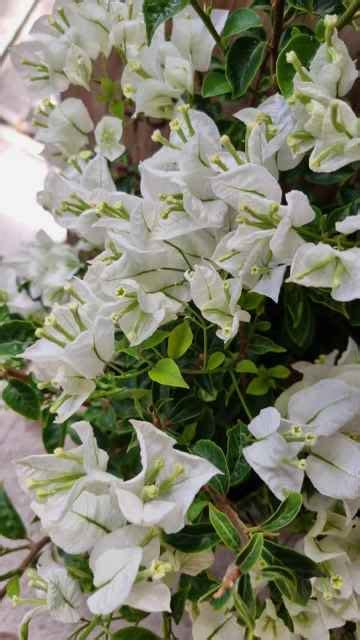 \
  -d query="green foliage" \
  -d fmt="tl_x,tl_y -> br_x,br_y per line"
112,629 -> 161,640
209,504 -> 242,551
2,379 -> 40,420
149,358 -> 189,388
276,33 -> 319,96
0,320 -> 34,358
257,493 -> 303,532
143,0 -> 189,43
222,8 -> 262,39
226,34 -> 267,97
226,423 -> 251,486
236,533 -> 264,572
193,440 -> 230,493
167,321 -> 193,358
164,524 -> 219,552
0,485 -> 27,540
202,71 -> 231,97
